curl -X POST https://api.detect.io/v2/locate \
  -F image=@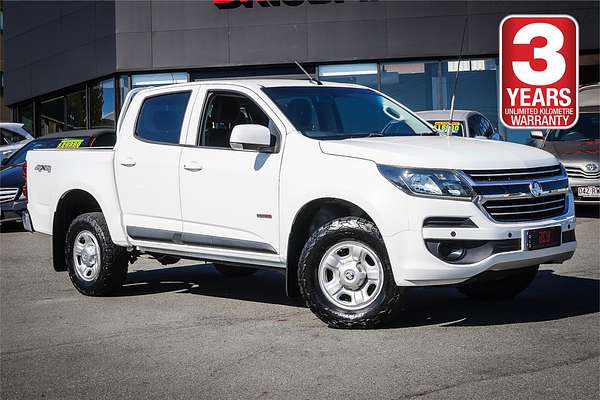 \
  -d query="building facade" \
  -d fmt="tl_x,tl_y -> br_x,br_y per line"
0,0 -> 12,121
4,0 -> 600,142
